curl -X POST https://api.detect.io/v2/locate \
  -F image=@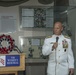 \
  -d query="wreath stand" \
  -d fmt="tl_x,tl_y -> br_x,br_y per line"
0,34 -> 25,75
0,53 -> 25,75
